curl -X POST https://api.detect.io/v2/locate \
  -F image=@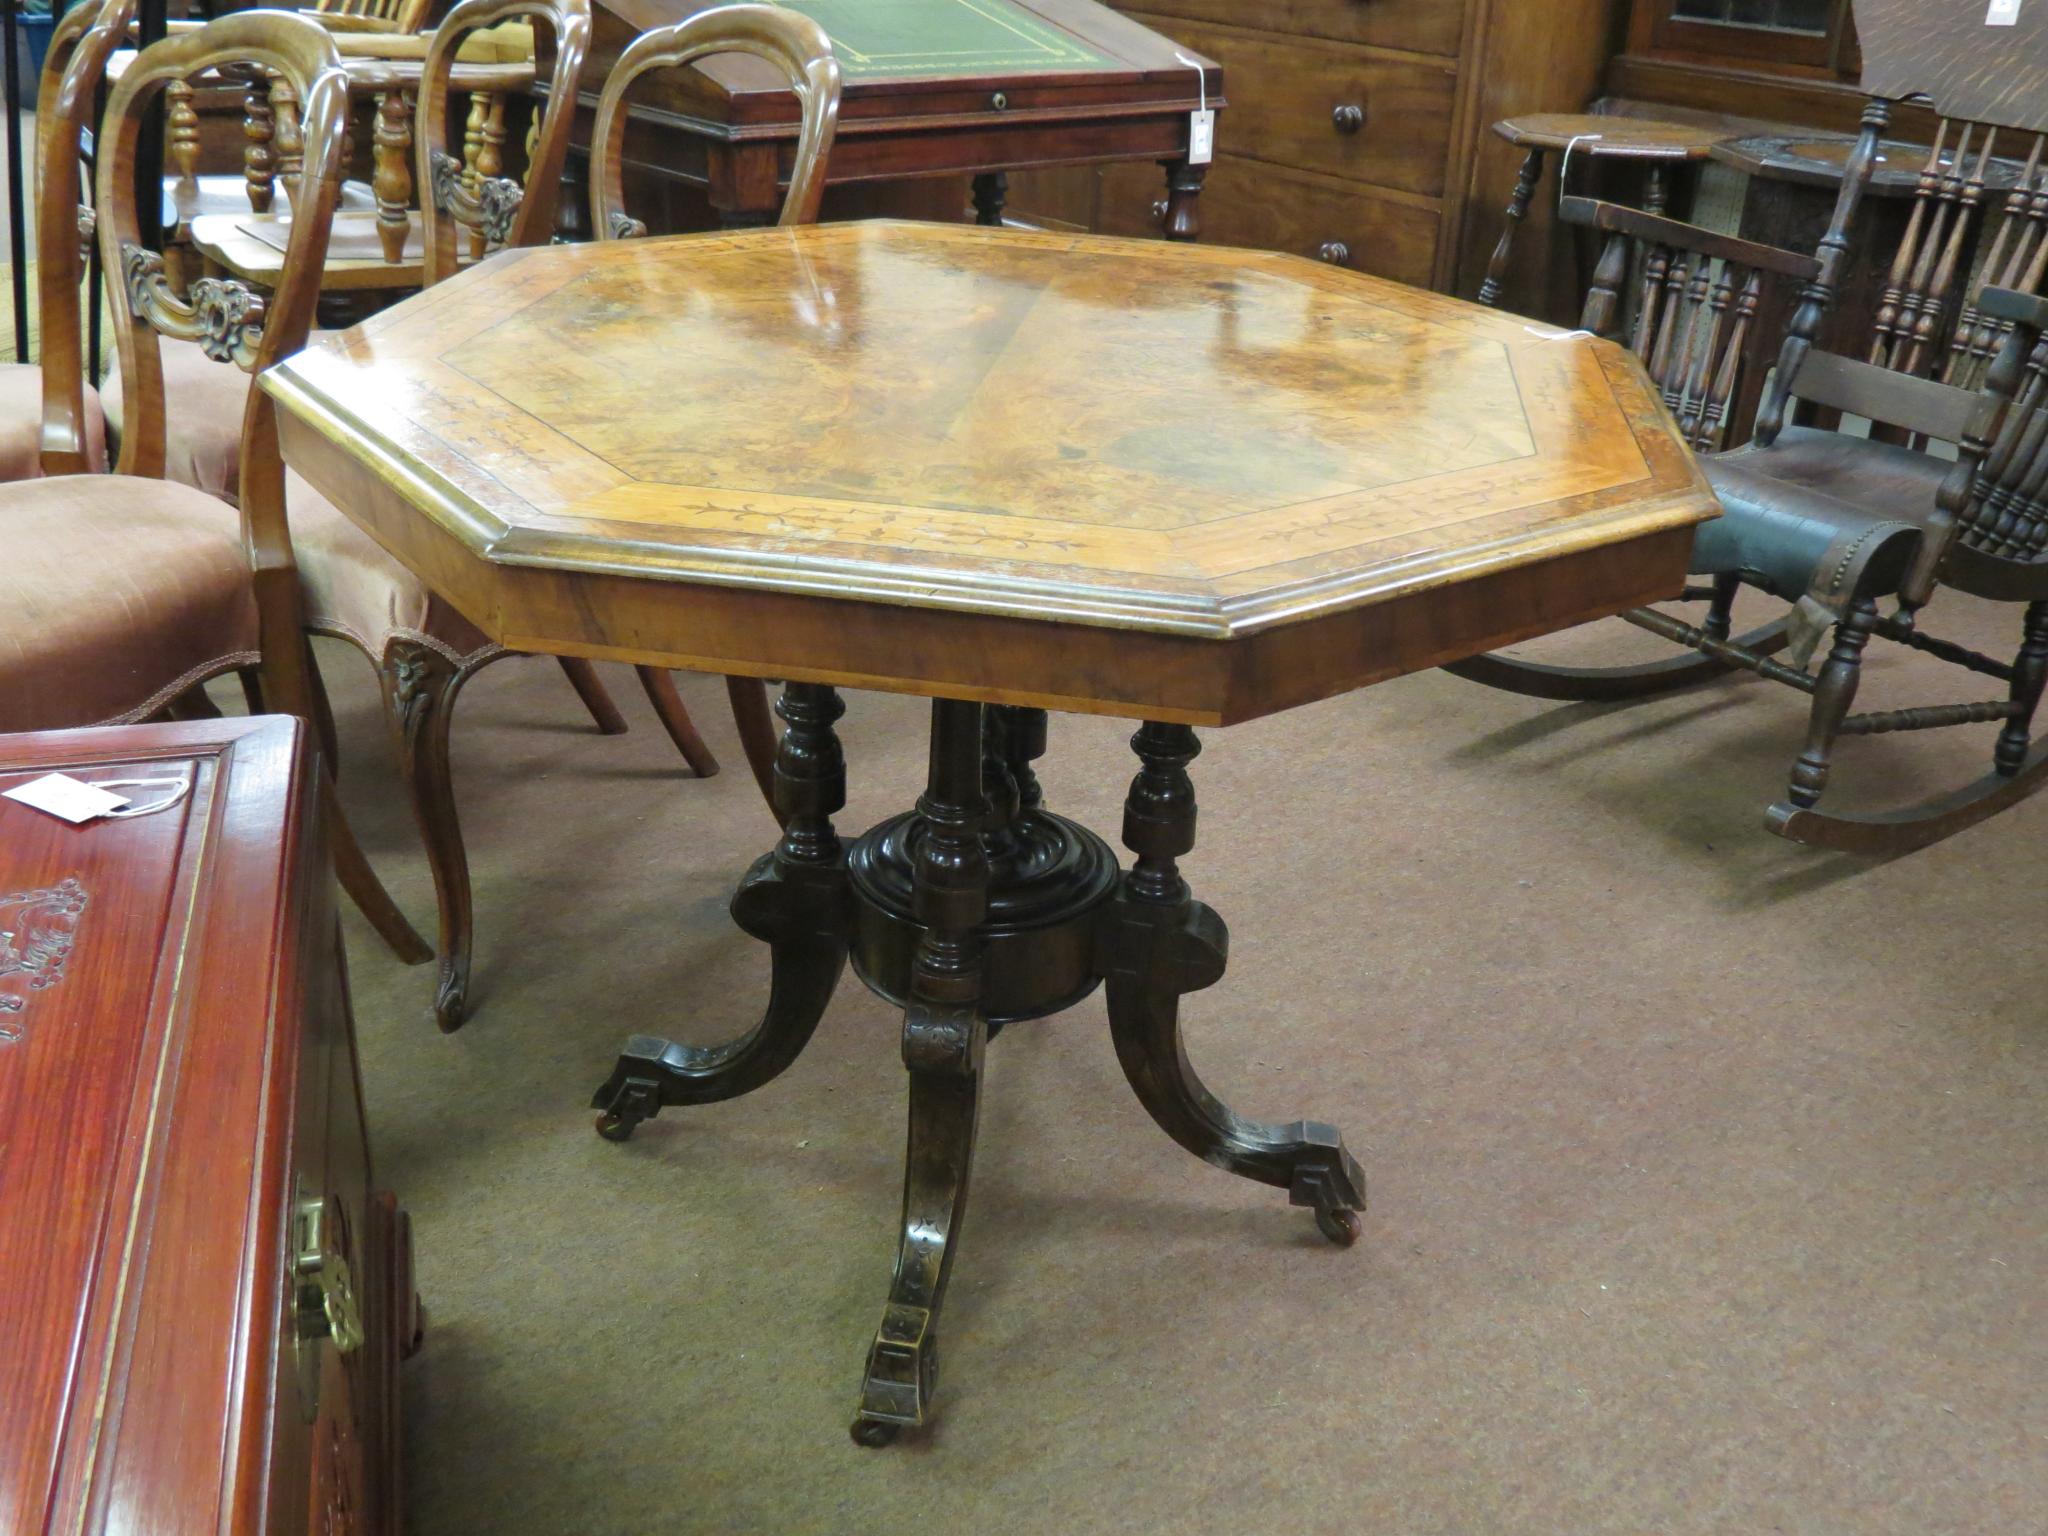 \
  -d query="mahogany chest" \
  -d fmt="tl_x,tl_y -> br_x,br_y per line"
0,716 -> 412,1535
